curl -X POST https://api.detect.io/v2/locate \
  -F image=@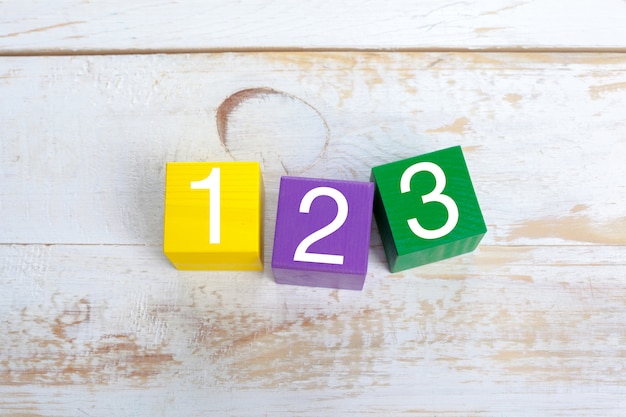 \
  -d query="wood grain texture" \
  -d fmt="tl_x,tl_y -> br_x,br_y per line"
2,50 -> 626,415
3,1 -> 626,53
2,243 -> 626,415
